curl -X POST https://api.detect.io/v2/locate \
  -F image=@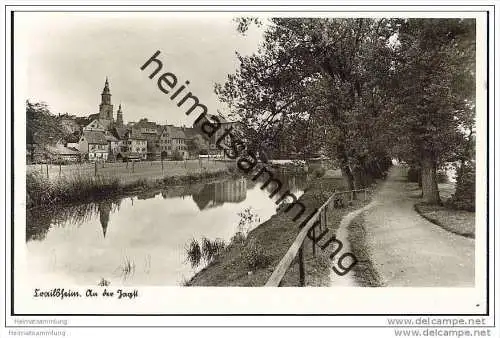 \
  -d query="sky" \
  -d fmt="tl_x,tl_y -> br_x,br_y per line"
17,12 -> 264,127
